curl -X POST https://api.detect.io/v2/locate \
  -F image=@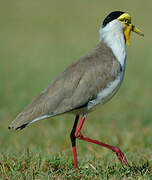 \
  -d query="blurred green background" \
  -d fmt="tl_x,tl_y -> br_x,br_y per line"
0,0 -> 152,169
